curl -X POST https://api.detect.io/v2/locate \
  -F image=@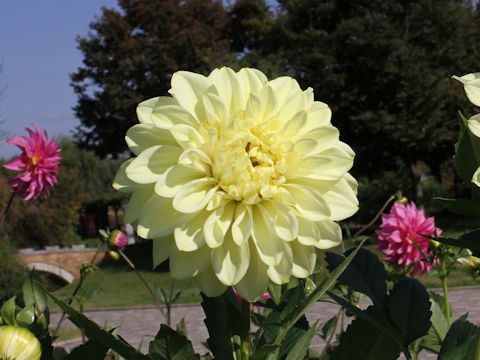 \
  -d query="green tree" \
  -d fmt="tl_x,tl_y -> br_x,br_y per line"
71,0 -> 231,158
